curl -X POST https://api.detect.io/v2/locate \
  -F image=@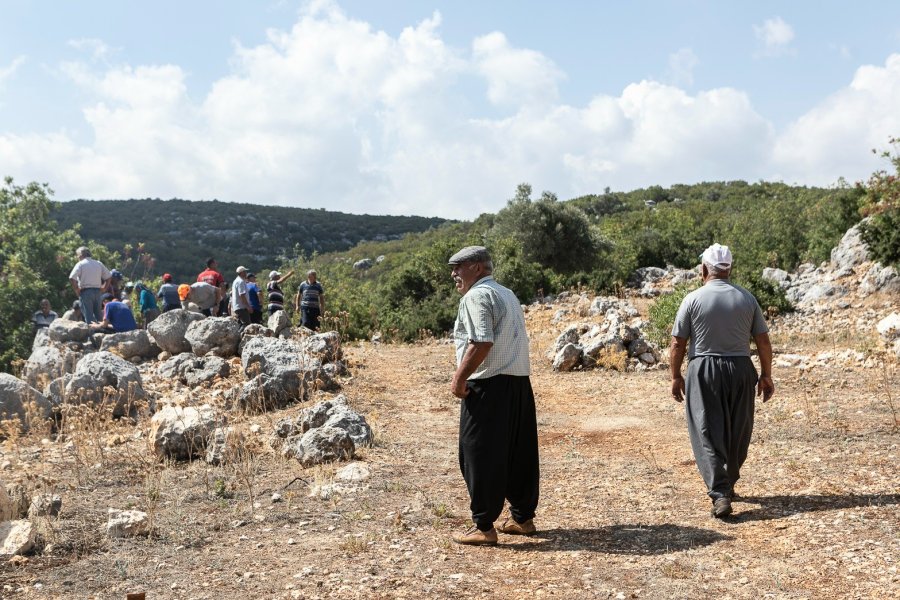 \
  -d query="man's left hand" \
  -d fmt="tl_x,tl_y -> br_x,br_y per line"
451,376 -> 469,399
757,375 -> 775,402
